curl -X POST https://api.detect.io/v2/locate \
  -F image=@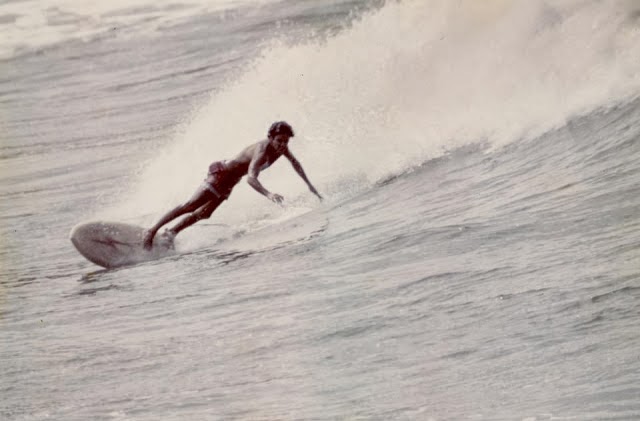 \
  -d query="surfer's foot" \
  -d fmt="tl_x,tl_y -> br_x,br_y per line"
142,230 -> 155,250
